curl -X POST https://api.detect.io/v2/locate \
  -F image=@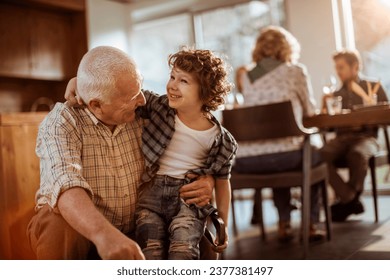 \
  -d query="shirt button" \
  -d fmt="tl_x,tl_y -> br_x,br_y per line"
162,144 -> 167,148
124,193 -> 129,198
